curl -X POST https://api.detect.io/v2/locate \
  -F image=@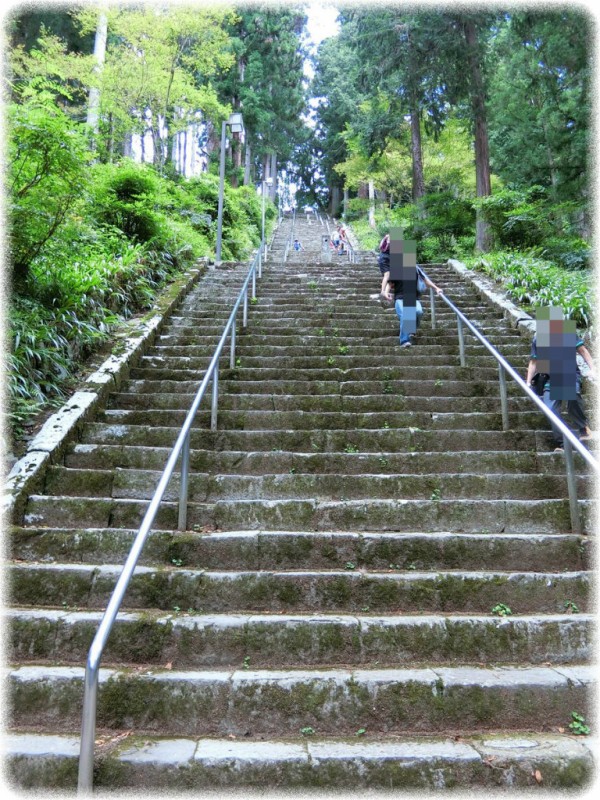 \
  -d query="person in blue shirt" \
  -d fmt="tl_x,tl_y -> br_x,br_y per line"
526,334 -> 595,450
293,239 -> 303,251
